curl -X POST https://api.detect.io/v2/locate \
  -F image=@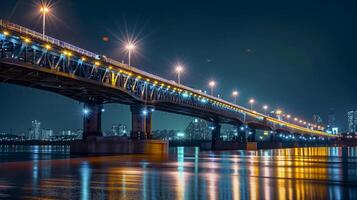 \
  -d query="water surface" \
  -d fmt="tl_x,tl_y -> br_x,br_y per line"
0,146 -> 357,199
